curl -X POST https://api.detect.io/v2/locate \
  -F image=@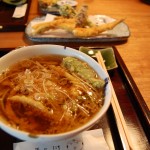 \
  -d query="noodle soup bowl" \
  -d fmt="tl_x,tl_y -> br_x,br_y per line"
0,44 -> 111,142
